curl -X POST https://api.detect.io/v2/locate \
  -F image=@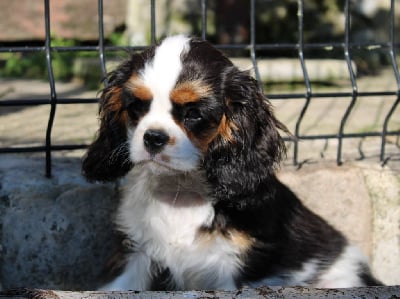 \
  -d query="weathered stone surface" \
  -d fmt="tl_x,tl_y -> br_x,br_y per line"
0,156 -> 119,290
362,164 -> 400,286
278,161 -> 400,286
3,285 -> 400,299
278,164 -> 373,257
